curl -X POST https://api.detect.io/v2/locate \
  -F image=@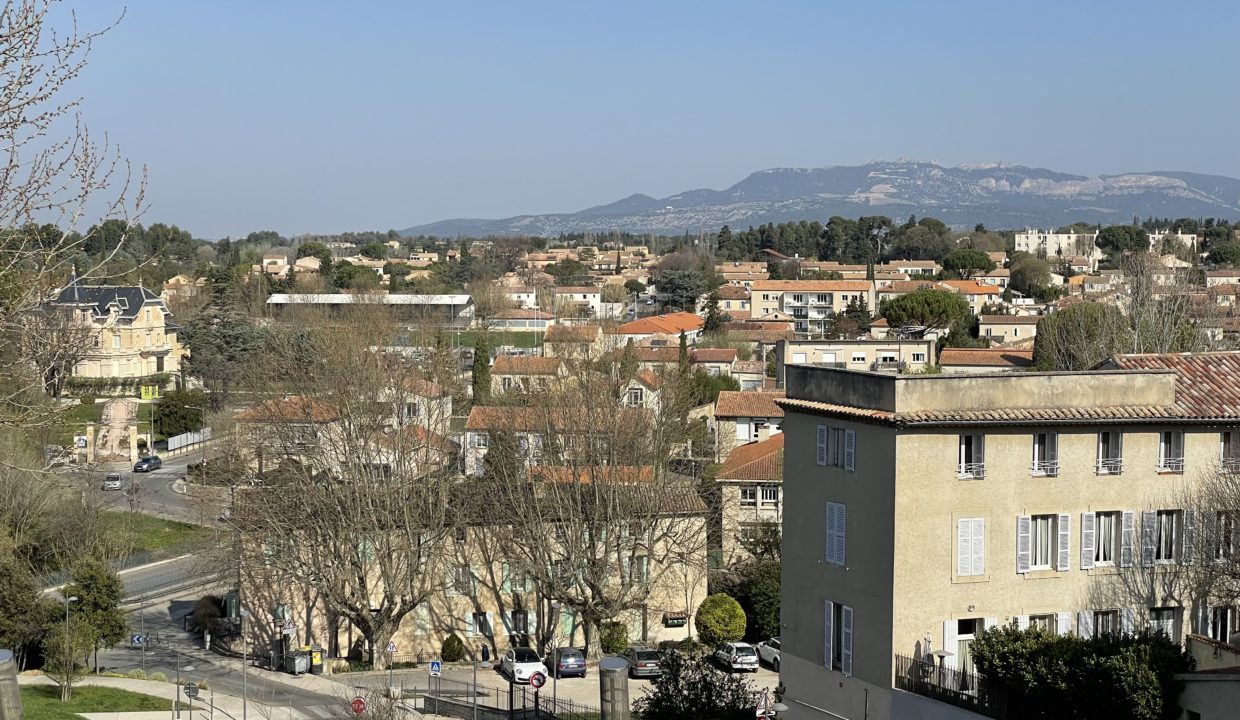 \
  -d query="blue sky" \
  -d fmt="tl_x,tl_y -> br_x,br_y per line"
63,0 -> 1240,238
